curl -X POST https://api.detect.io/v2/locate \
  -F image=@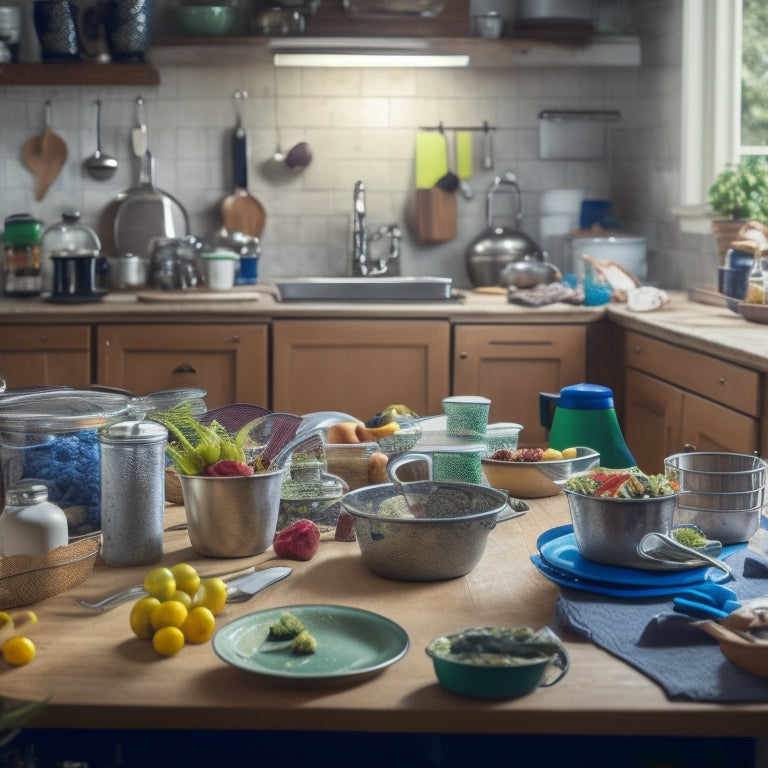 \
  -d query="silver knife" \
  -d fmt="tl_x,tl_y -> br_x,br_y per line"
76,566 -> 291,612
225,567 -> 292,602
